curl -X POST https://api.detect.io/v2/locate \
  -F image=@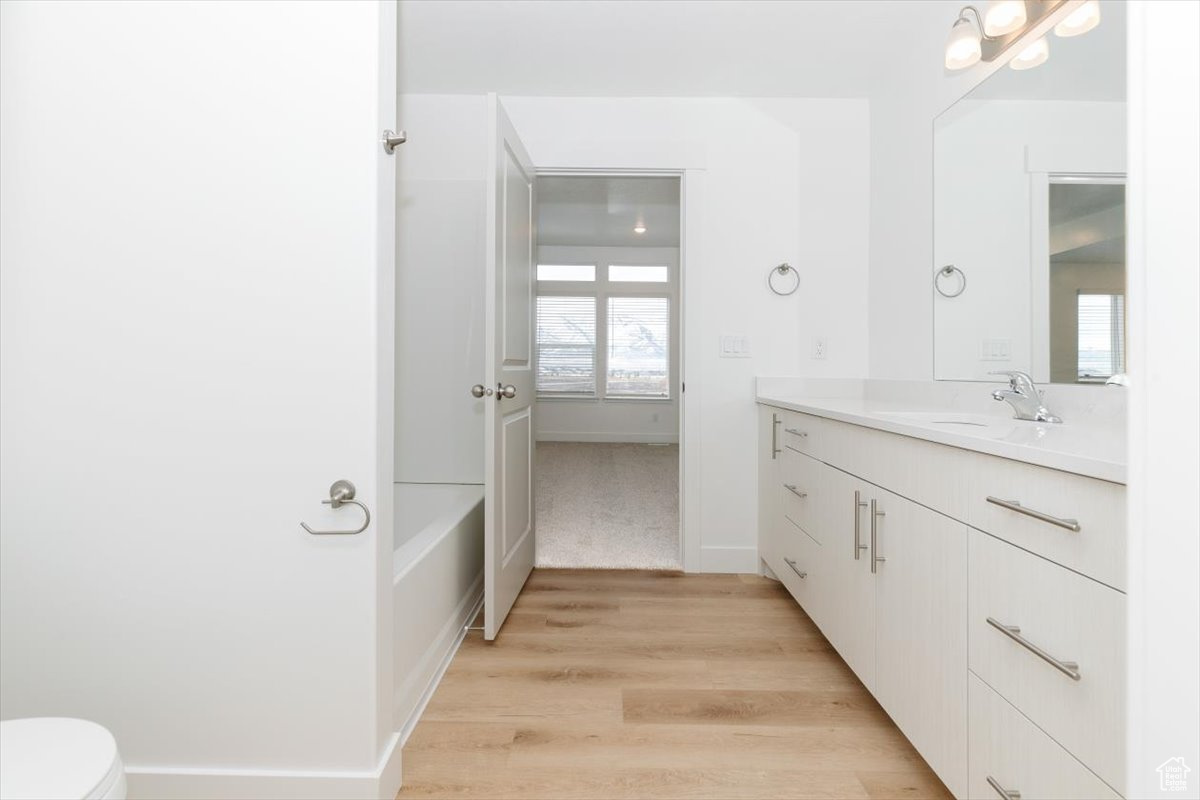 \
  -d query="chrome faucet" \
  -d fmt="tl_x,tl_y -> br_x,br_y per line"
990,371 -> 1062,423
